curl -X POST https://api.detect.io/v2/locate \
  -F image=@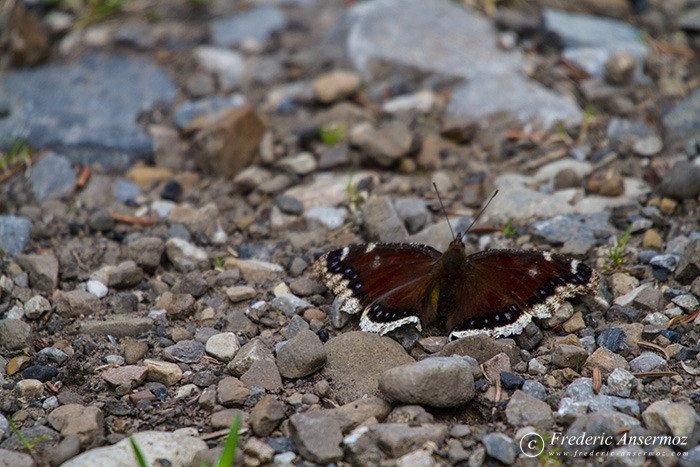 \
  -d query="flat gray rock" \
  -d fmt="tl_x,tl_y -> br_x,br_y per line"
0,55 -> 176,171
344,0 -> 581,127
210,6 -> 287,48
0,215 -> 32,257
288,412 -> 343,464
29,153 -> 76,201
378,357 -> 474,407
